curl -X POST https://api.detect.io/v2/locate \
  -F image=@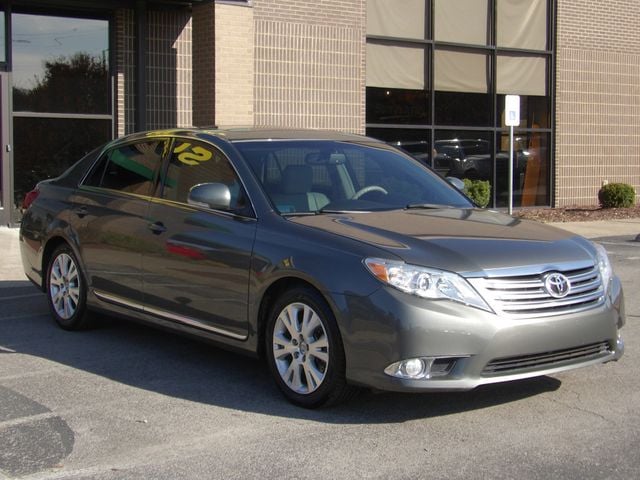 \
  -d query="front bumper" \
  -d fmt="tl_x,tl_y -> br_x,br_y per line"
337,277 -> 625,392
